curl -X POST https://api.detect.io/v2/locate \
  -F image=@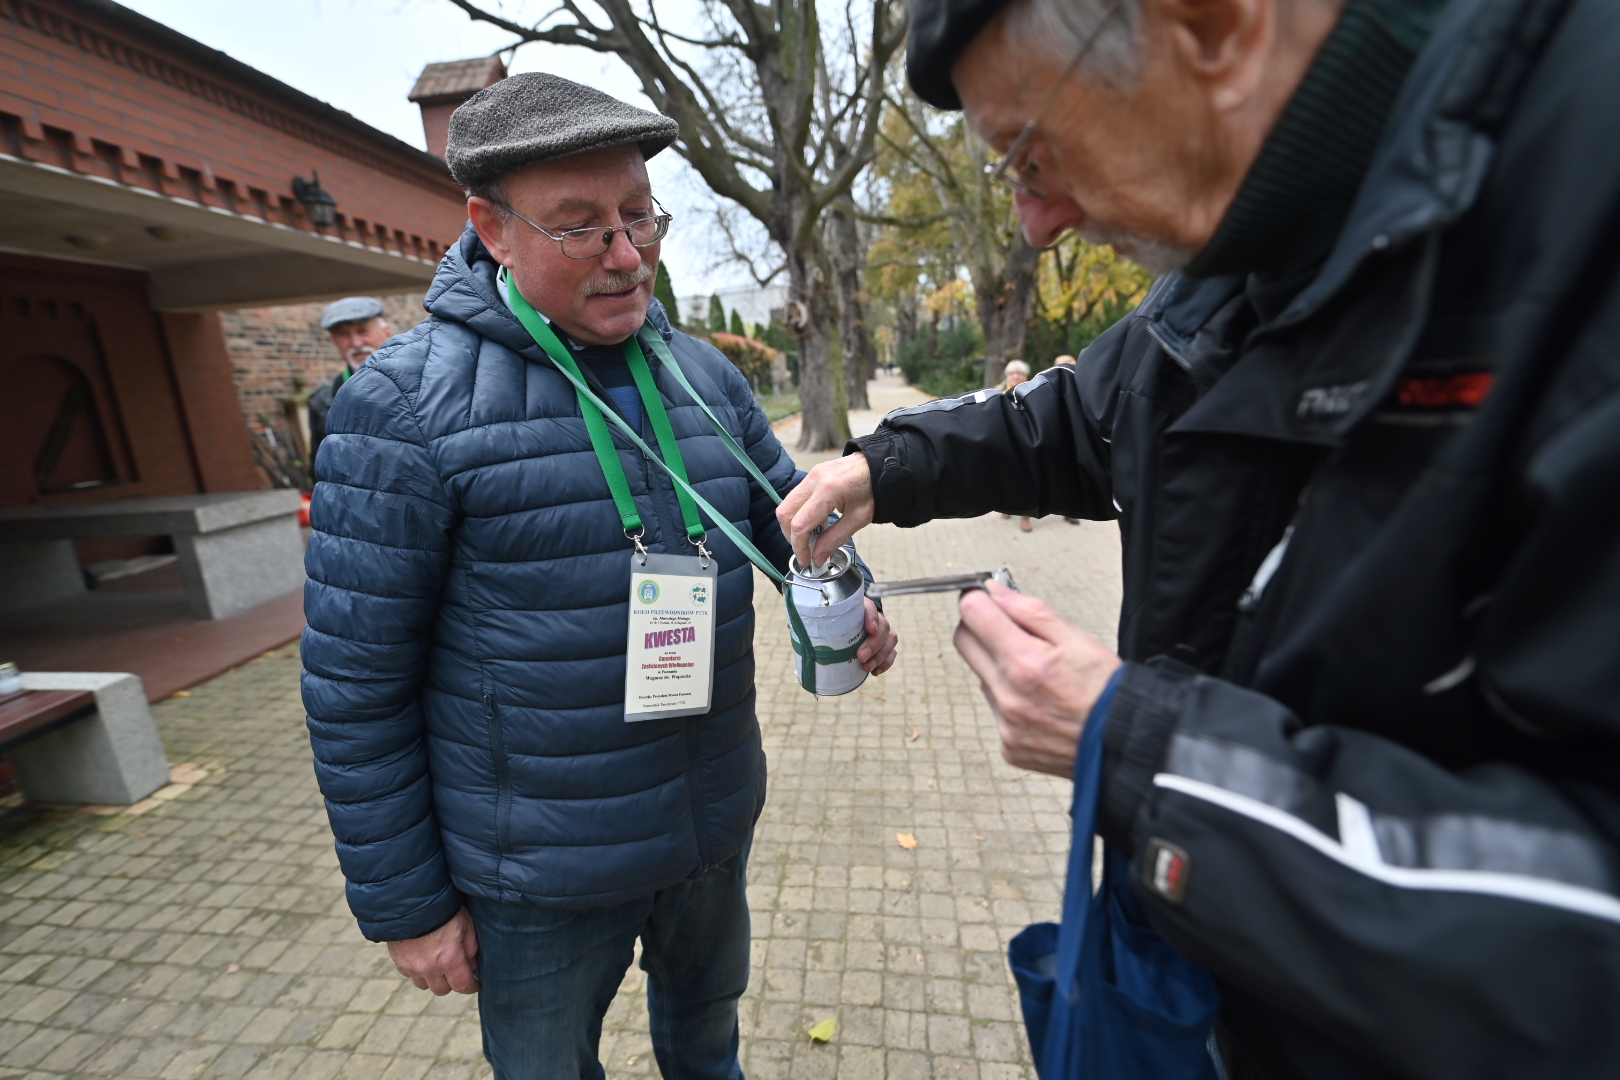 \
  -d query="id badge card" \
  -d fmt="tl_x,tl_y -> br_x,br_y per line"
624,552 -> 719,723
